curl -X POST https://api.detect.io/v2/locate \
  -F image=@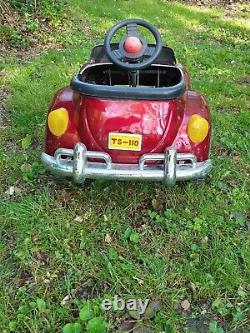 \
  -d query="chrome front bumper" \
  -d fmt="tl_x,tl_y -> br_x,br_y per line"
41,143 -> 212,186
